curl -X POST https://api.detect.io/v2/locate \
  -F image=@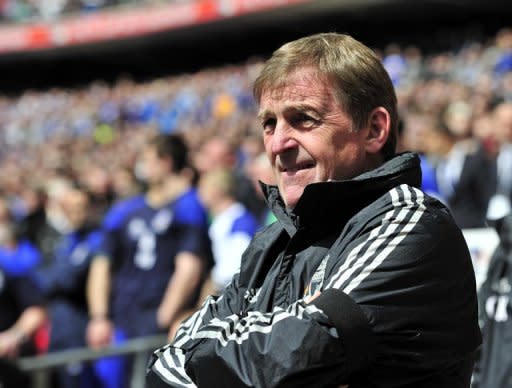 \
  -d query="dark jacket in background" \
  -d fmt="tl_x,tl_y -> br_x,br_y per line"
473,214 -> 512,388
